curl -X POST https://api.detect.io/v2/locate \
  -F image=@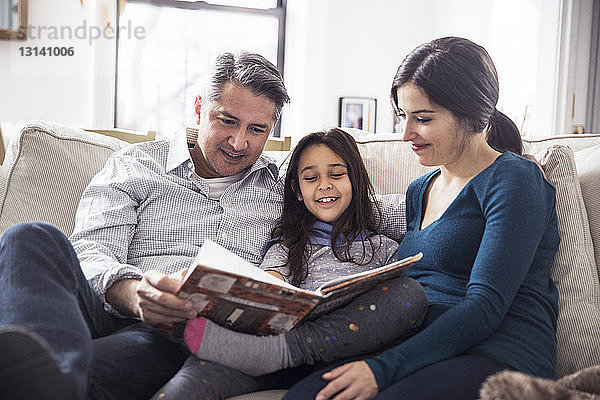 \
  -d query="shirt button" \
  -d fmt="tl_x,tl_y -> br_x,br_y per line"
188,161 -> 193,169
220,233 -> 227,240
